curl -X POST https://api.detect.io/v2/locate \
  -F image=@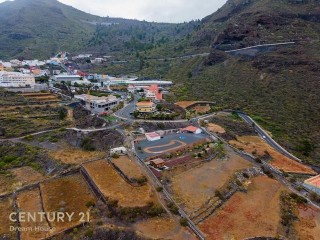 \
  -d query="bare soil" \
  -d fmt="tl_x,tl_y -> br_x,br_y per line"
175,101 -> 199,109
40,174 -> 95,231
0,197 -> 15,239
48,147 -> 105,164
199,176 -> 285,240
134,217 -> 196,240
112,156 -> 143,179
83,160 -> 155,207
10,166 -> 45,187
207,123 -> 226,134
17,188 -> 51,240
169,151 -> 252,214
192,105 -> 211,113
230,135 -> 316,174
296,204 -> 320,240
